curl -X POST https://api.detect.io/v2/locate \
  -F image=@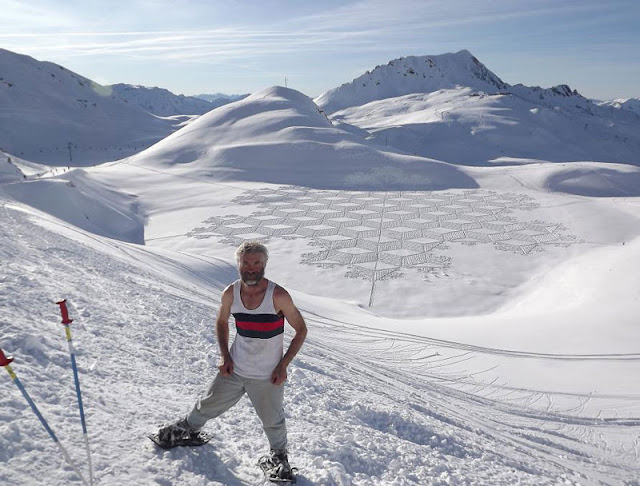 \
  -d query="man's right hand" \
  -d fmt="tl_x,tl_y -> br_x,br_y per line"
216,285 -> 234,377
218,356 -> 234,376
